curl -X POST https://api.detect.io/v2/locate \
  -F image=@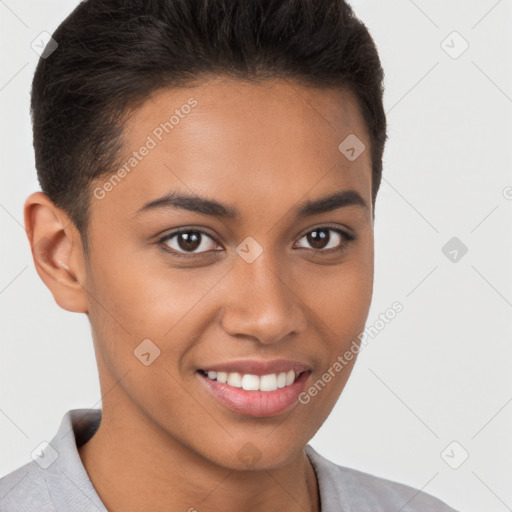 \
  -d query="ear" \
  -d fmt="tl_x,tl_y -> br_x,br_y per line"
24,191 -> 89,313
